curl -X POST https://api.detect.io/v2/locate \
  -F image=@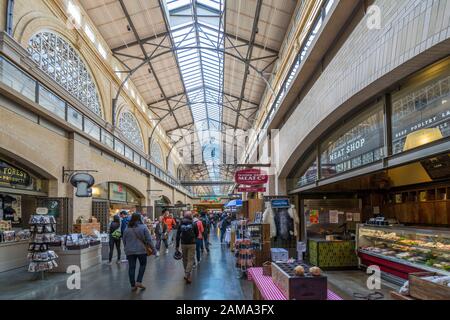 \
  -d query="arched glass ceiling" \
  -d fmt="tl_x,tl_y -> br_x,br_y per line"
164,0 -> 225,194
